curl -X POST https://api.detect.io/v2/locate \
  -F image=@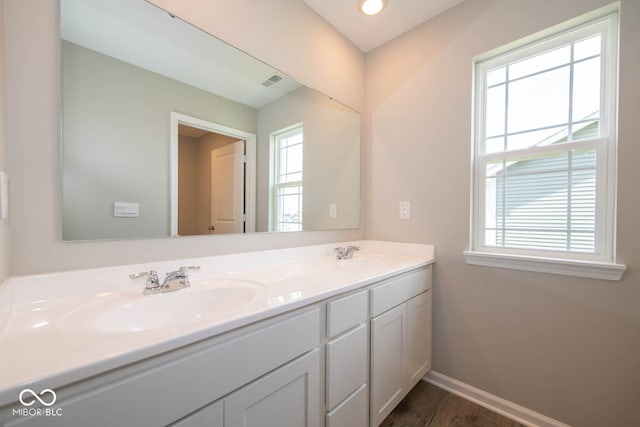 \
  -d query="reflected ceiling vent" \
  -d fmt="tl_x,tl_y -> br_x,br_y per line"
262,74 -> 283,87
